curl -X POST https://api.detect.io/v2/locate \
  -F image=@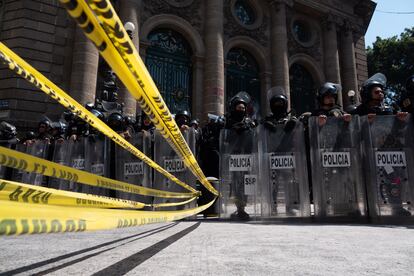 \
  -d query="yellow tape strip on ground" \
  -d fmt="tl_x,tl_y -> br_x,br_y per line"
0,43 -> 198,195
0,179 -> 146,209
59,0 -> 218,196
0,198 -> 216,235
0,146 -> 193,199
